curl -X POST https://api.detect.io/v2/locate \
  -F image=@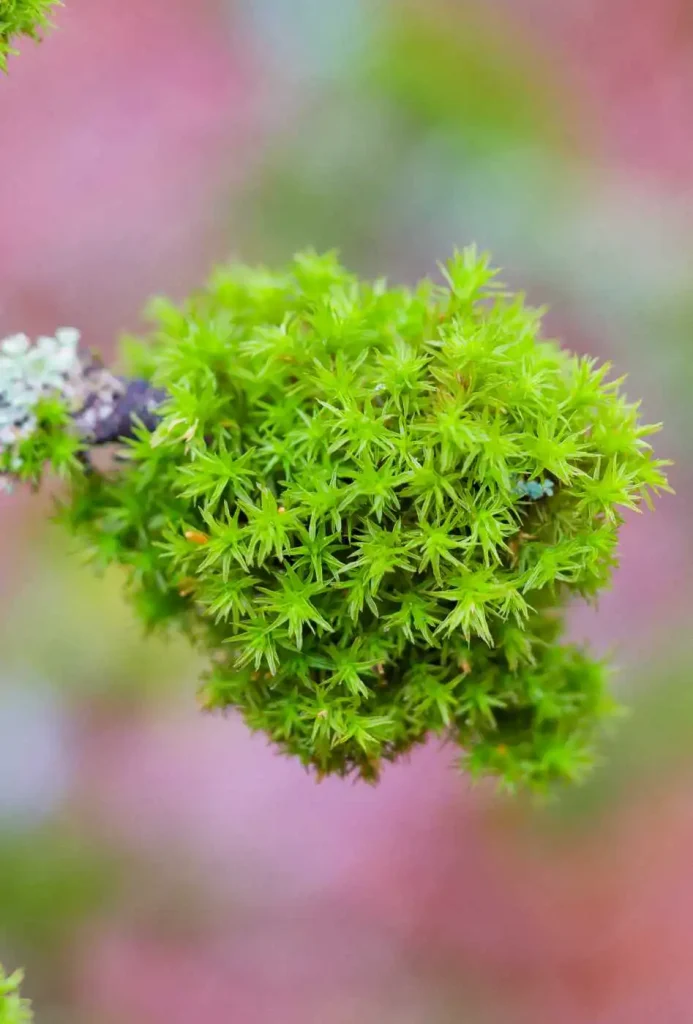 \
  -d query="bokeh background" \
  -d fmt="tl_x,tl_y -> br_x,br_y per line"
1,1 -> 692,1020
